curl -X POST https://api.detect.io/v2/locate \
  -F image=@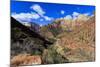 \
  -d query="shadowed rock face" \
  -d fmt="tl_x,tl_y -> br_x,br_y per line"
11,17 -> 53,58
11,32 -> 44,57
